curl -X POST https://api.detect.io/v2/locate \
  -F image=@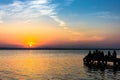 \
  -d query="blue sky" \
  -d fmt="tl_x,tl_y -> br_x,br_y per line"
57,0 -> 120,23
0,0 -> 120,48
0,0 -> 120,21
1,0 -> 120,12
